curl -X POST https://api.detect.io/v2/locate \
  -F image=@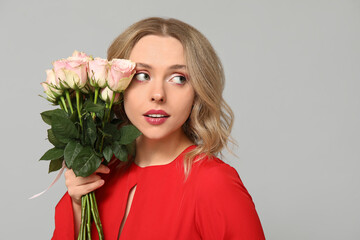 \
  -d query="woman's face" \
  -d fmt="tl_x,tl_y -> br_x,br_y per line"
124,35 -> 195,141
